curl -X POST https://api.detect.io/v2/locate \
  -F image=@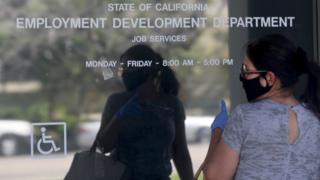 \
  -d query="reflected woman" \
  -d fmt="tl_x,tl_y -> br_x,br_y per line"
203,34 -> 320,180
95,44 -> 193,180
